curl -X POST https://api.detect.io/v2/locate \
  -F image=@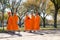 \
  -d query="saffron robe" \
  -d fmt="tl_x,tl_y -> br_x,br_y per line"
31,15 -> 35,30
7,16 -> 13,31
34,15 -> 40,31
24,16 -> 32,31
13,14 -> 19,31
